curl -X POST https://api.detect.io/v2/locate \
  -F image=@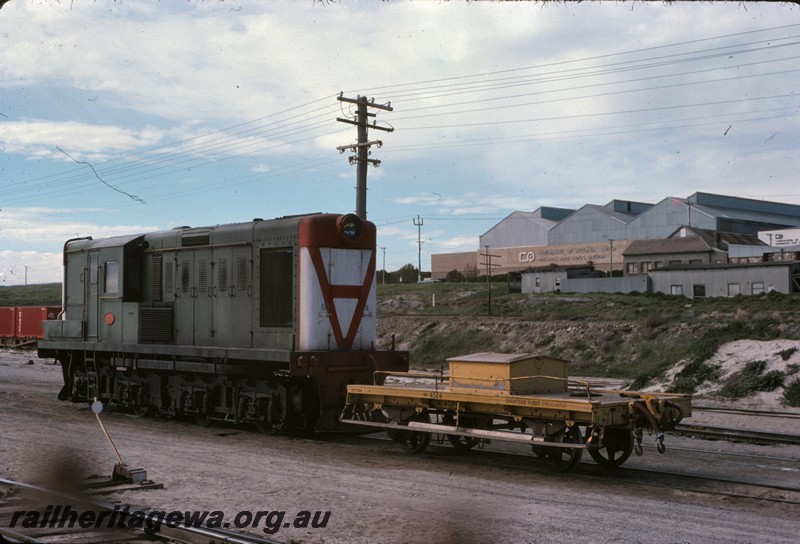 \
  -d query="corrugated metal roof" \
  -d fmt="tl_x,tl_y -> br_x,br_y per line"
623,237 -> 712,256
